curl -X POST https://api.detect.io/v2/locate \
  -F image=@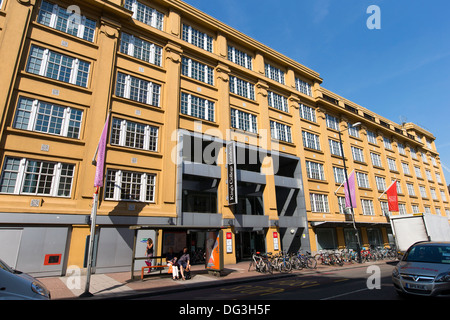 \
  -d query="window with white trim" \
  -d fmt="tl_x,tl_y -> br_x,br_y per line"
229,76 -> 255,100
440,190 -> 447,202
424,206 -> 431,214
421,152 -> 428,163
370,152 -> 382,167
228,46 -> 252,70
410,148 -> 417,159
361,199 -> 375,215
305,161 -> 325,180
333,167 -> 345,184
268,91 -> 288,113
398,143 -> 406,155
398,203 -> 407,215
401,162 -> 410,175
38,1 -> 96,42
26,45 -> 90,87
302,131 -> 320,150
310,193 -> 329,213
407,183 -> 416,196
419,185 -> 427,198
380,201 -> 389,216
182,24 -> 213,52
299,104 -> 316,123
356,172 -> 370,189
329,139 -> 343,157
392,179 -> 402,194
181,57 -> 214,85
13,97 -> 83,139
270,121 -> 292,143
295,77 -> 312,96
264,63 -> 285,84
348,122 -> 359,138
119,32 -> 162,66
231,108 -> 257,133
436,207 -> 442,216
326,114 -> 339,131
366,130 -> 377,144
412,204 -> 420,214
115,72 -> 161,107
180,92 -> 215,122
430,188 -> 438,200
351,146 -> 365,163
105,169 -> 156,202
414,166 -> 422,179
383,136 -> 392,150
387,157 -> 397,171
375,176 -> 386,191
124,0 -> 164,31
110,118 -> 158,152
431,156 -> 437,166
0,157 -> 74,197
337,196 -> 348,214
426,169 -> 433,181
436,172 -> 442,184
